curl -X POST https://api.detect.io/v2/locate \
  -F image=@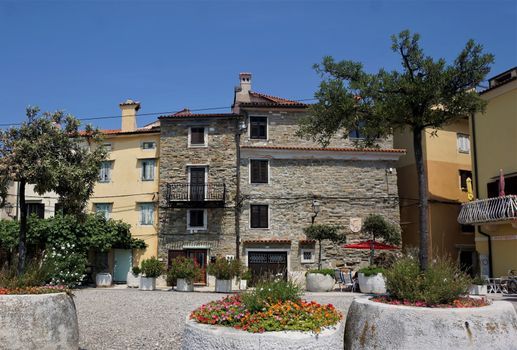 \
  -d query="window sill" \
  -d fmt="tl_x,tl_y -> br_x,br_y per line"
249,227 -> 270,230
141,179 -> 155,182
188,145 -> 208,148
